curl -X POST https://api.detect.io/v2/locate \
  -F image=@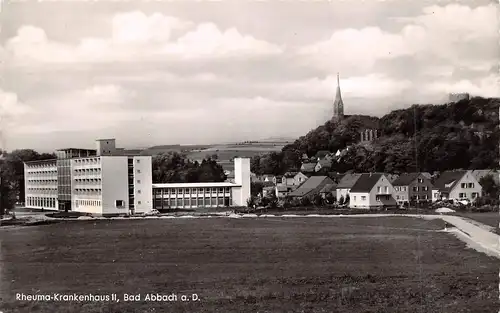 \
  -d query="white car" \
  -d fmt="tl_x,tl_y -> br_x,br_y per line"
145,209 -> 160,216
